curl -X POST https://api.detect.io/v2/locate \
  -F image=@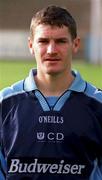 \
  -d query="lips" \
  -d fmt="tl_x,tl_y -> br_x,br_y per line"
45,58 -> 60,61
